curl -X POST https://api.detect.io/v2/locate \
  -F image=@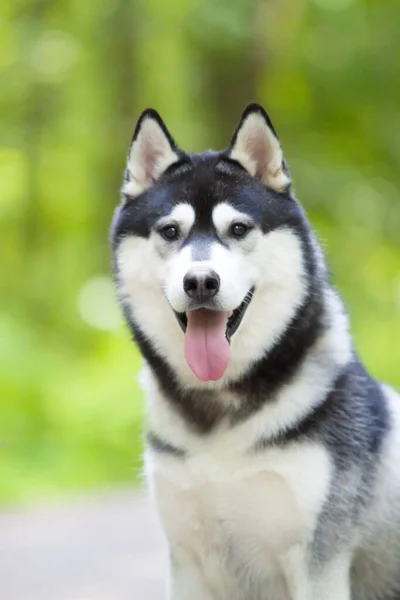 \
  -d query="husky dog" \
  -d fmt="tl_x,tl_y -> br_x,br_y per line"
111,104 -> 400,599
